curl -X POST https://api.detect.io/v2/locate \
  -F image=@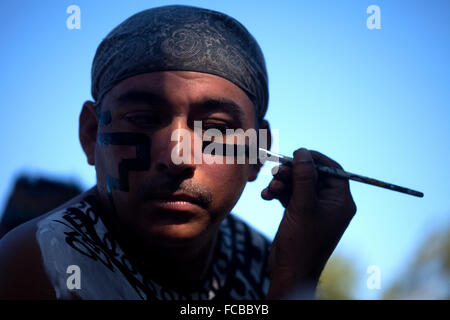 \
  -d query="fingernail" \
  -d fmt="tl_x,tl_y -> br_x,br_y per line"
271,166 -> 280,175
